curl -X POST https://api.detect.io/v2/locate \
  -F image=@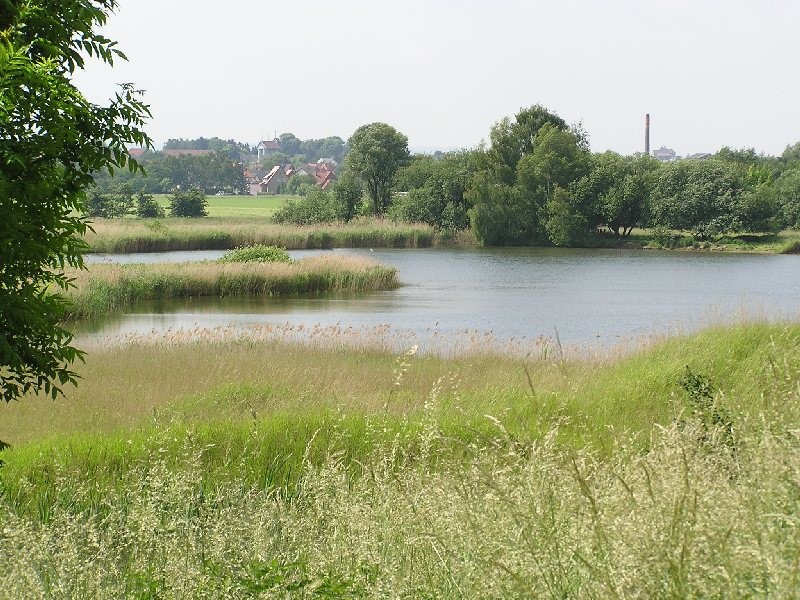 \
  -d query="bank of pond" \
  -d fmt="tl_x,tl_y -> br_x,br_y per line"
2,322 -> 800,596
83,216 -> 800,254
